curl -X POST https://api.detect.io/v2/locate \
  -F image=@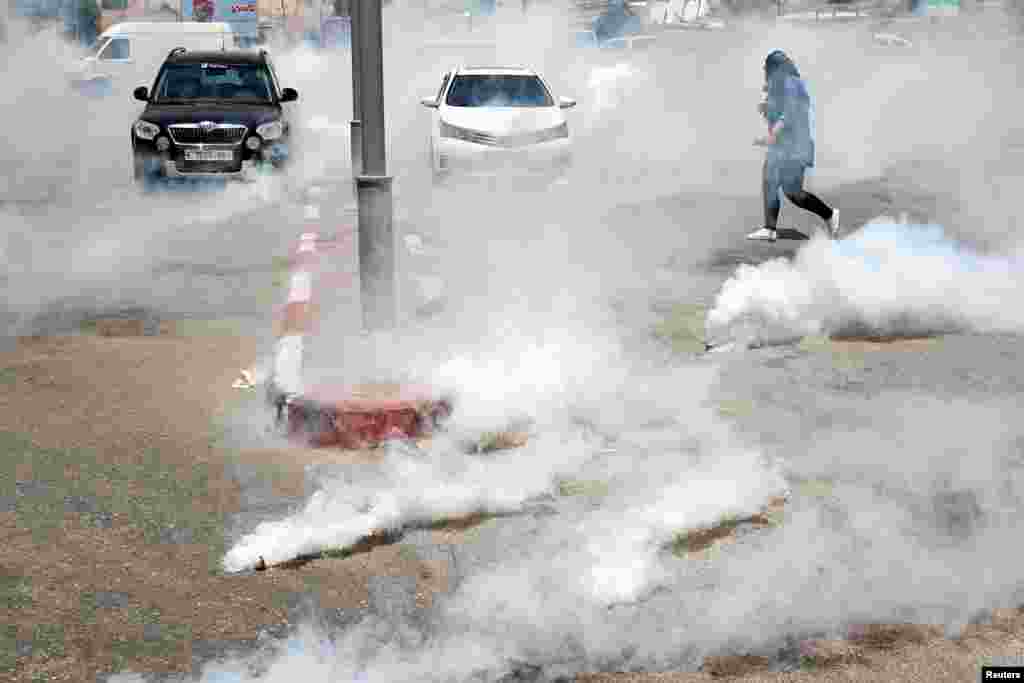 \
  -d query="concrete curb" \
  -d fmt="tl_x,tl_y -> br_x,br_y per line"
265,203 -> 331,424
